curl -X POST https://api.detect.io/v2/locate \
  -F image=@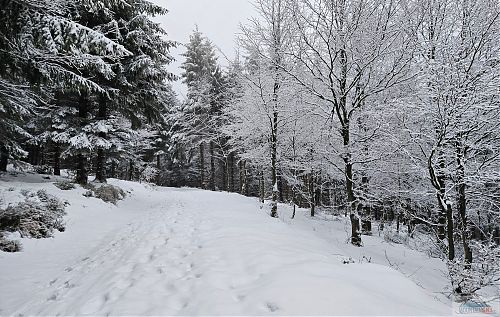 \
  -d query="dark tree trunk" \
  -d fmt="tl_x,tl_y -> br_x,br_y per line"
95,148 -> 106,182
221,158 -> 227,191
53,143 -> 61,176
350,213 -> 361,245
437,154 -> 447,240
309,173 -> 315,217
229,152 -> 235,192
0,143 -> 8,172
199,142 -> 205,189
209,141 -> 215,191
343,125 -> 361,246
240,160 -> 248,196
396,211 -> 401,233
278,175 -> 285,202
260,170 -> 265,204
76,94 -> 89,185
446,202 -> 455,261
76,154 -> 88,185
244,162 -> 249,197
156,155 -> 161,186
282,181 -> 288,202
110,161 -> 116,179
128,160 -> 134,181
270,109 -> 278,218
94,96 -> 107,183
433,150 -> 454,260
360,175 -> 372,235
239,160 -> 244,194
33,146 -> 40,166
457,146 -> 472,265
